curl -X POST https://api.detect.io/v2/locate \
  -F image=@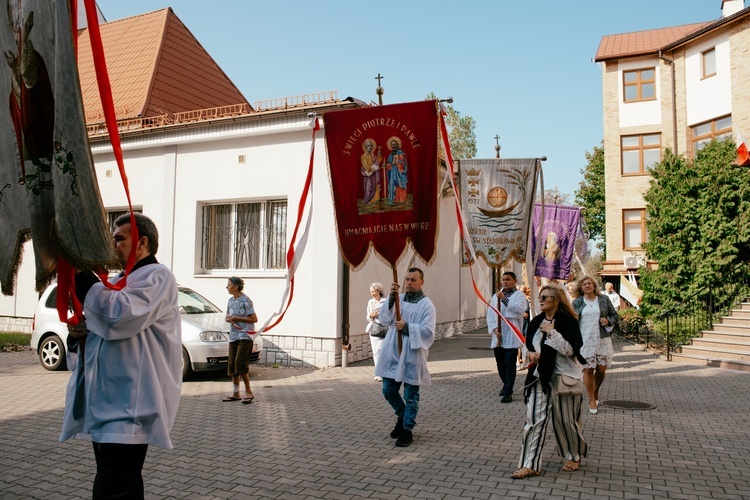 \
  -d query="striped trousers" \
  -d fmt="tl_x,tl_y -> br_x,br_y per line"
518,381 -> 588,471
